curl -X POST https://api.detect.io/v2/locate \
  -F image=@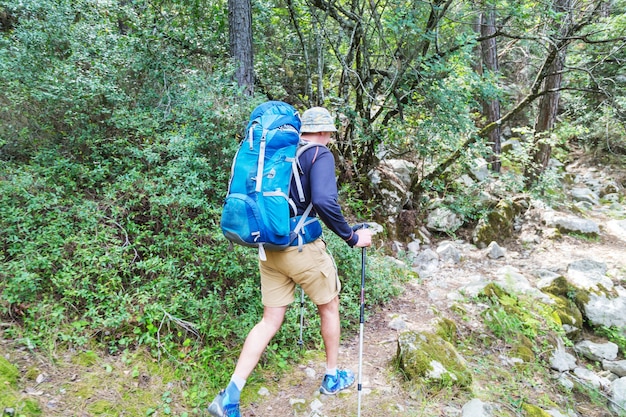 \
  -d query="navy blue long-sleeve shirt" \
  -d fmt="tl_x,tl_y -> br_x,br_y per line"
290,144 -> 358,247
